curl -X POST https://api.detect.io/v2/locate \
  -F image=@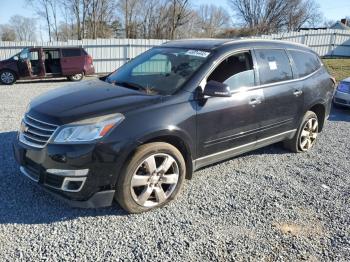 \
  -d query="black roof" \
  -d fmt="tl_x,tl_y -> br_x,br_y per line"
162,38 -> 312,52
